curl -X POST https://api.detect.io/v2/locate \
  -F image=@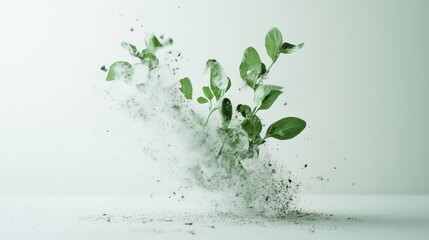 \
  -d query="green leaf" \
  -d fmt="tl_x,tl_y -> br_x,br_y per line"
220,98 -> 232,128
225,127 -> 249,153
265,27 -> 283,61
226,77 -> 232,92
202,86 -> 213,100
206,60 -> 229,100
145,34 -> 163,51
241,115 -> 262,140
254,85 -> 283,110
265,117 -> 306,140
260,62 -> 267,77
121,42 -> 139,57
236,104 -> 252,118
106,61 -> 133,81
197,96 -> 209,104
280,42 -> 304,54
253,136 -> 264,146
179,77 -> 193,100
139,50 -> 159,69
260,90 -> 282,110
239,47 -> 262,90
